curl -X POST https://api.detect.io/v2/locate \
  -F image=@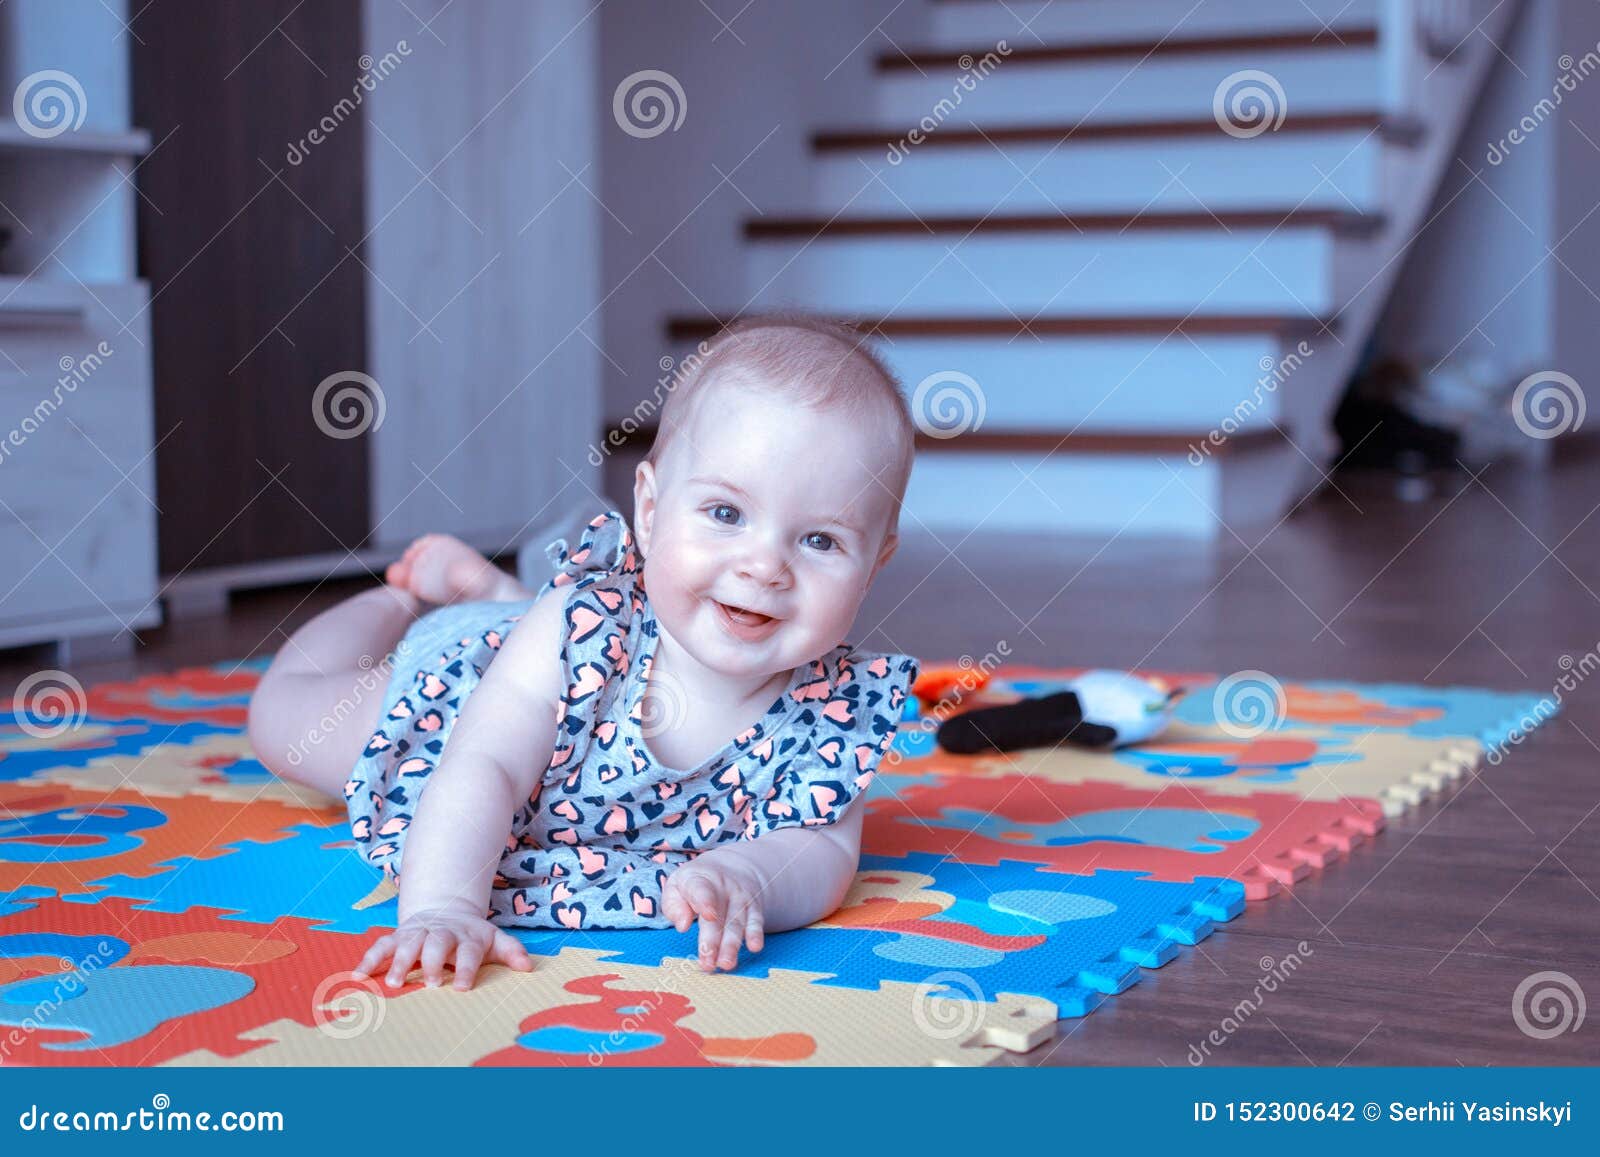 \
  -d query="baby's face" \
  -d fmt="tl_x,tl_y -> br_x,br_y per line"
634,382 -> 901,684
